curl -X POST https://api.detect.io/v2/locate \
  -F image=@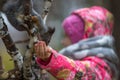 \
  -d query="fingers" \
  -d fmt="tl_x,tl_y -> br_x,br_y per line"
39,42 -> 44,57
35,41 -> 44,58
34,42 -> 39,56
34,41 -> 51,60
43,42 -> 47,58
